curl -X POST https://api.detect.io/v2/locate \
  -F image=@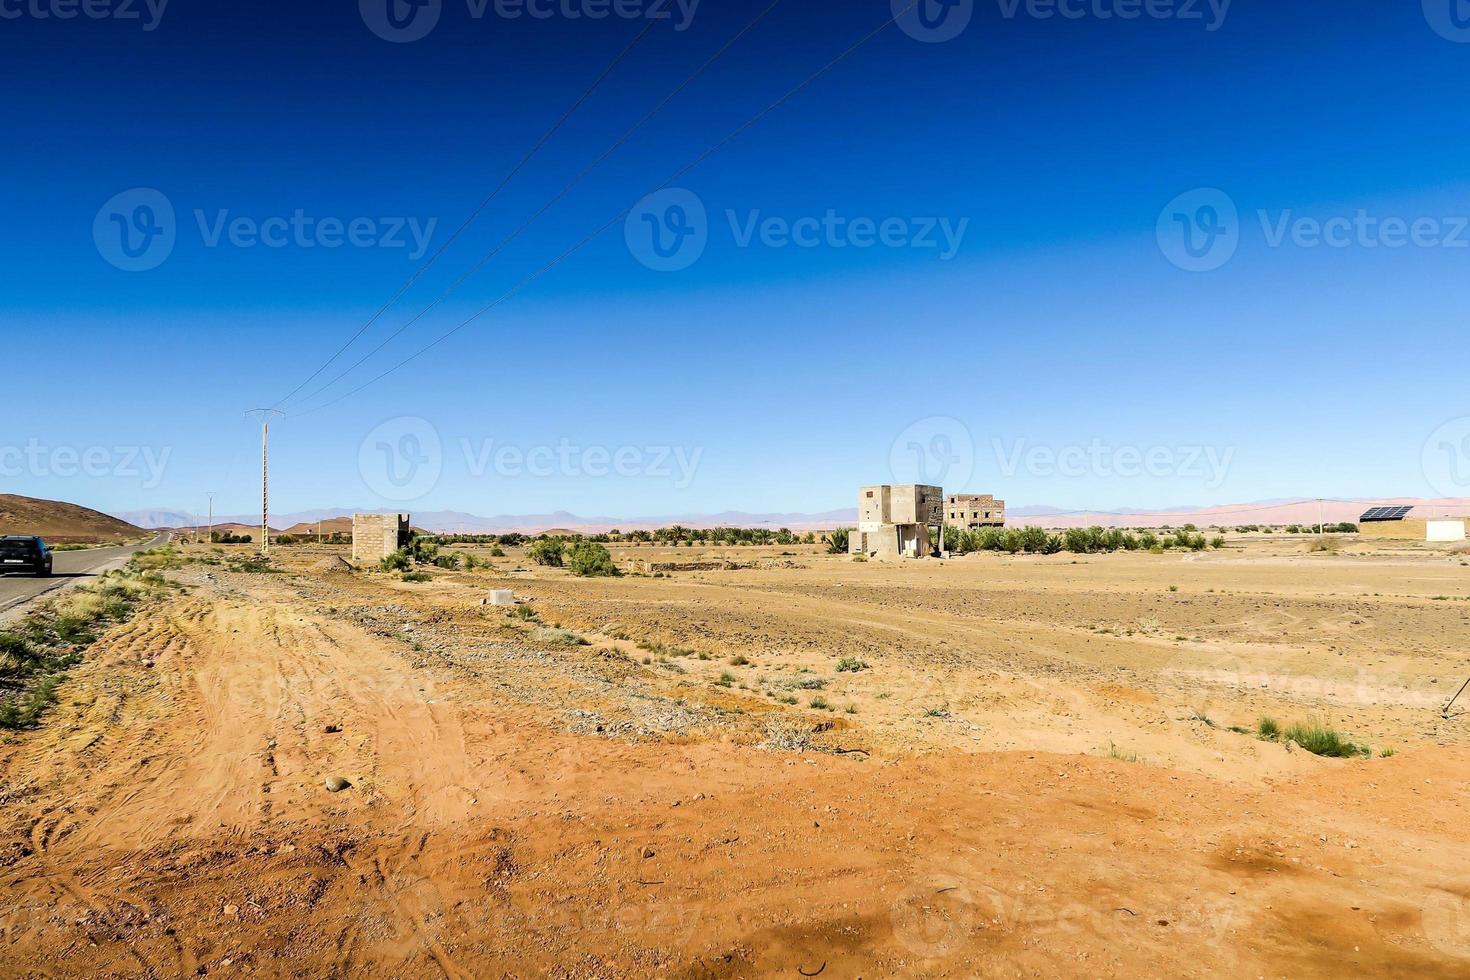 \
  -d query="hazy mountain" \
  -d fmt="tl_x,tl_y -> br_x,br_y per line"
114,497 -> 1470,534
